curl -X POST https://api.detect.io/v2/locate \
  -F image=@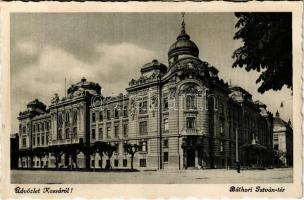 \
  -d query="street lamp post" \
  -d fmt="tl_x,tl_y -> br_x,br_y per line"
236,127 -> 240,173
70,129 -> 73,170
